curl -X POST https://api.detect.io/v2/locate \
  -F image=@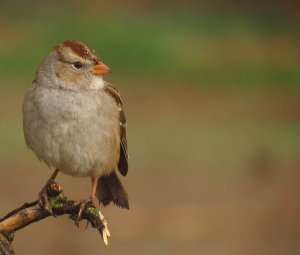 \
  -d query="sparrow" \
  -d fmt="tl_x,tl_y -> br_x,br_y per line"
22,40 -> 129,218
